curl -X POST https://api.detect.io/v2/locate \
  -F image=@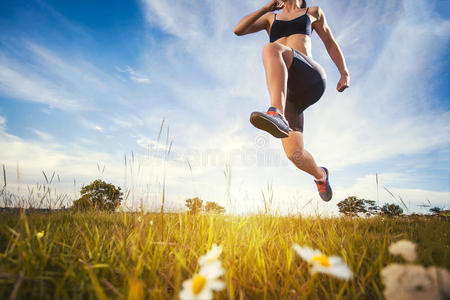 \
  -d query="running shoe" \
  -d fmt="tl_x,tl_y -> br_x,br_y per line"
250,107 -> 290,138
315,167 -> 332,202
